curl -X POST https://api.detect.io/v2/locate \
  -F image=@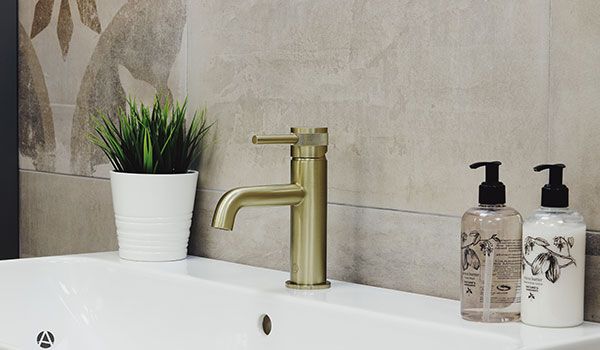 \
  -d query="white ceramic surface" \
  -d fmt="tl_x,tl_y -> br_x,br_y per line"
110,170 -> 198,261
1,252 -> 600,350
